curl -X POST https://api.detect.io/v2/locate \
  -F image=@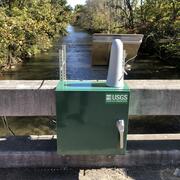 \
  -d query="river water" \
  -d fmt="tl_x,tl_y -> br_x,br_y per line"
0,25 -> 107,80
0,25 -> 180,136
1,25 -> 180,80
